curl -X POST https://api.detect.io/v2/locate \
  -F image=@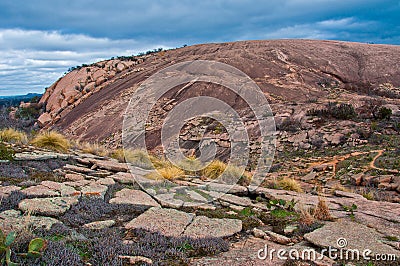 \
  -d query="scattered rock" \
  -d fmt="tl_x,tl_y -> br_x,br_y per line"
110,172 -> 136,184
205,182 -> 248,195
14,152 -> 59,161
81,182 -> 108,199
90,159 -> 129,172
64,164 -> 95,175
313,164 -> 330,172
125,207 -> 195,237
95,177 -> 115,186
109,188 -> 160,209
82,220 -> 116,230
0,185 -> 21,198
41,181 -> 78,197
0,209 -> 62,234
37,112 -> 52,127
184,216 -> 242,238
155,193 -> 184,208
64,173 -> 85,181
350,173 -> 363,186
21,185 -> 60,197
263,230 -> 292,245
304,221 -> 400,257
253,228 -> 268,239
18,197 -> 79,216
118,255 -> 153,265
